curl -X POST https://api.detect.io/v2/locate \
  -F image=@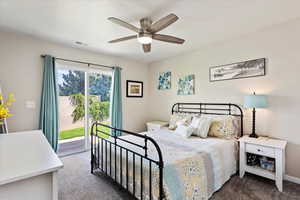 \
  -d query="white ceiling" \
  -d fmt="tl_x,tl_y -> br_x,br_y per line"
1,0 -> 300,63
